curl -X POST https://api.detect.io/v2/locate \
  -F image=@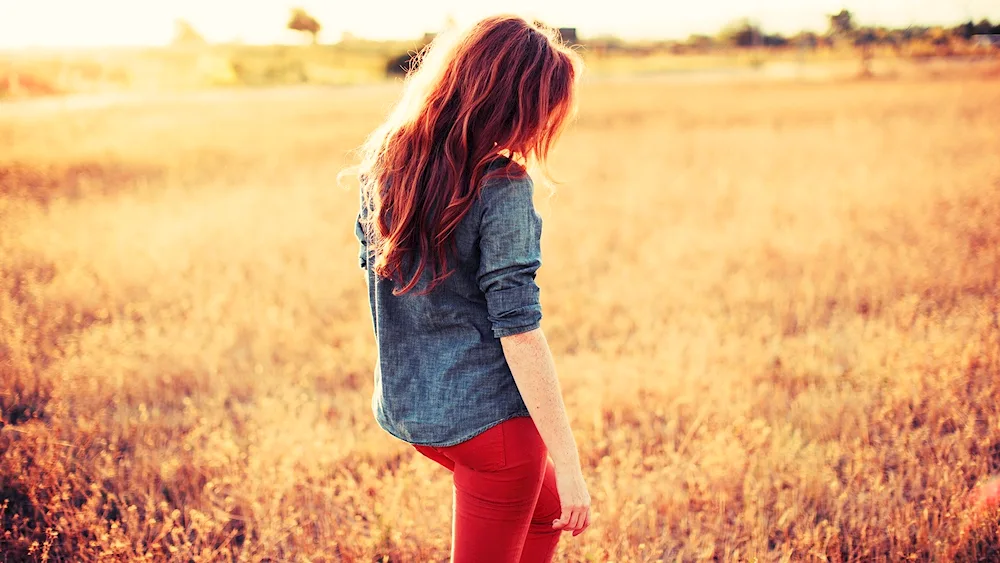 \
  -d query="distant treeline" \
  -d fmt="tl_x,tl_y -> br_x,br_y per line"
584,11 -> 1000,55
171,8 -> 1000,78
378,11 -> 1000,78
